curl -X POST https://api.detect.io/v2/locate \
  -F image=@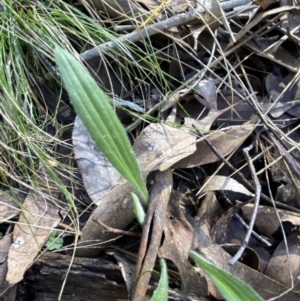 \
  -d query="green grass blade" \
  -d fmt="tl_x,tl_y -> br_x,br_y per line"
151,258 -> 168,301
189,251 -> 265,301
54,45 -> 148,202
